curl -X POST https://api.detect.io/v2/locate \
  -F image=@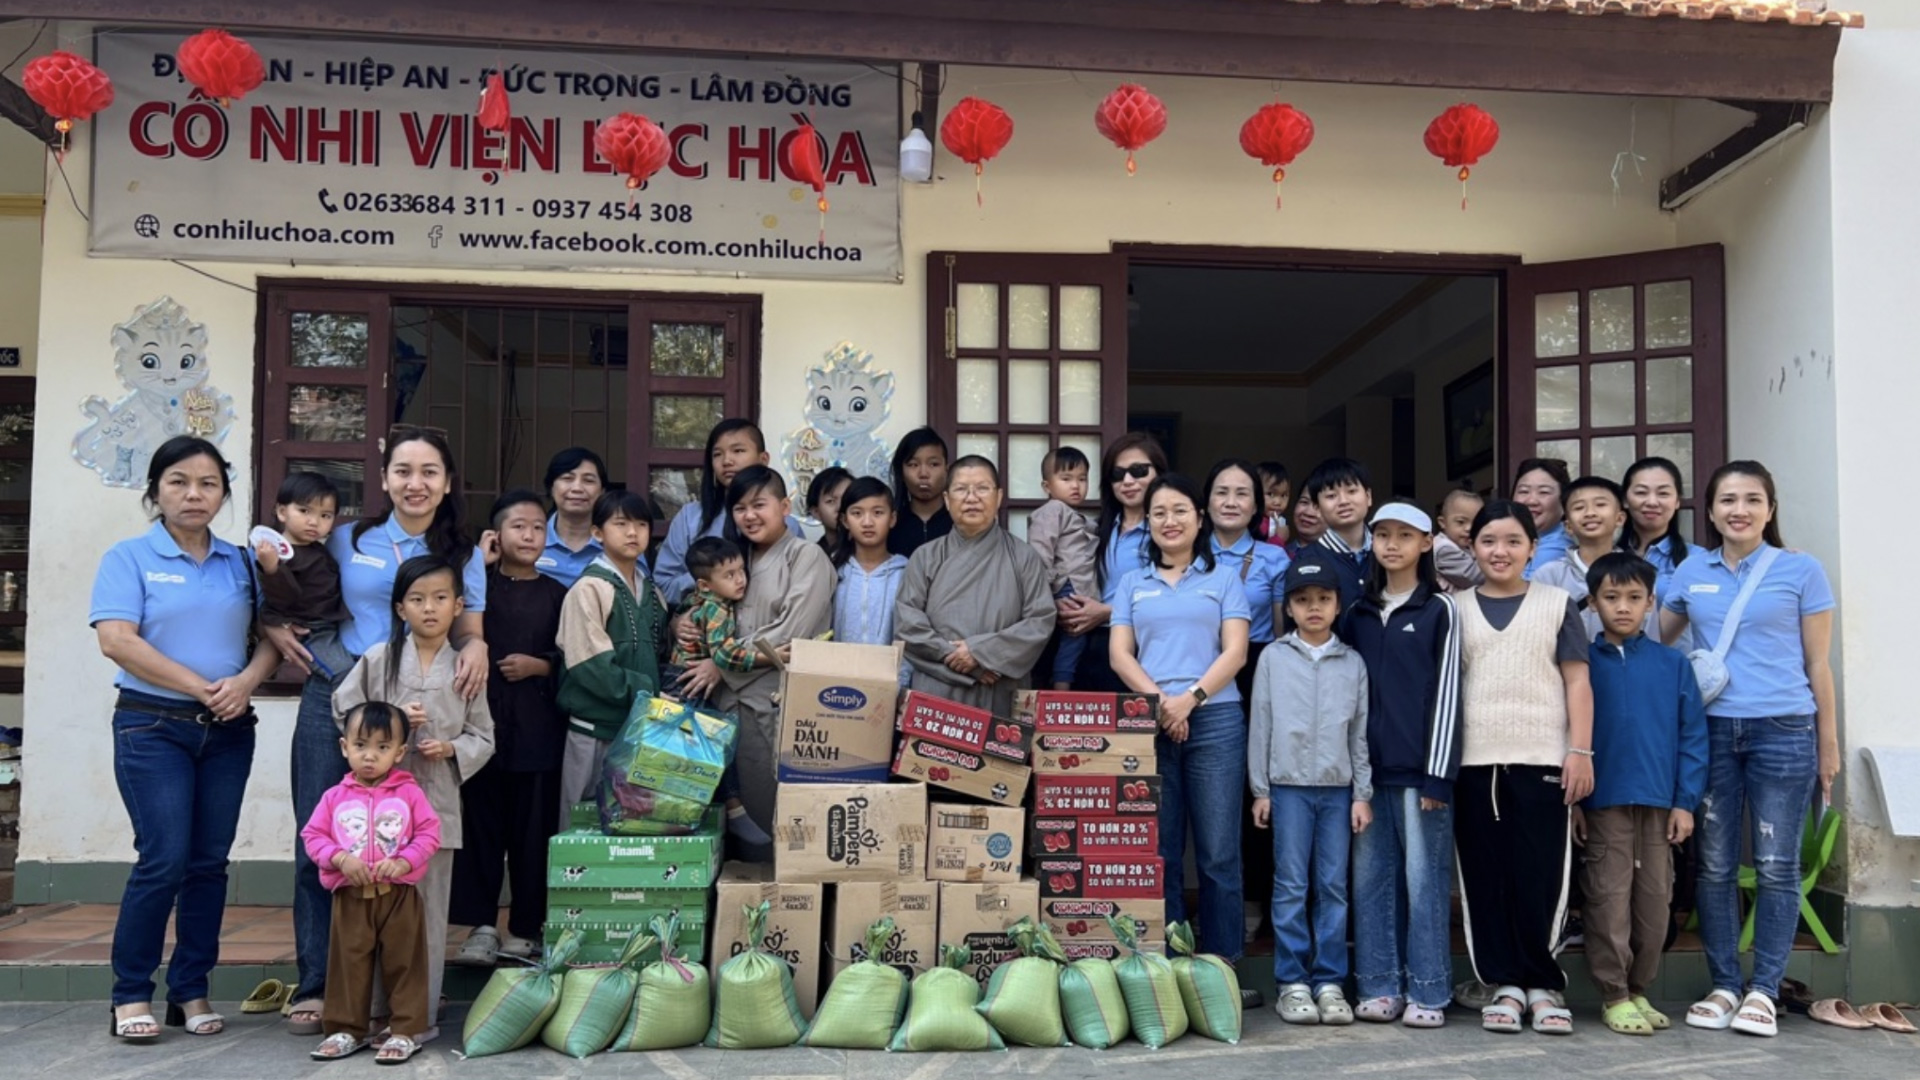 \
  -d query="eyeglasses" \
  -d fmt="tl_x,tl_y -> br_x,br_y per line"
949,485 -> 997,501
1148,505 -> 1197,523
1109,463 -> 1154,483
